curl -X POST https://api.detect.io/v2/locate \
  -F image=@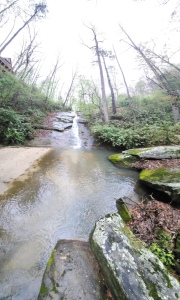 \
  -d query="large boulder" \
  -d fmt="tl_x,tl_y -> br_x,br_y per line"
90,213 -> 180,300
123,146 -> 180,159
38,240 -> 105,300
140,167 -> 180,203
